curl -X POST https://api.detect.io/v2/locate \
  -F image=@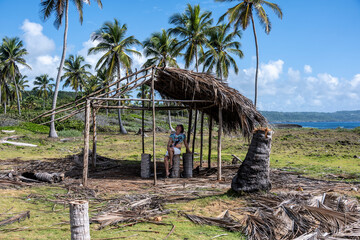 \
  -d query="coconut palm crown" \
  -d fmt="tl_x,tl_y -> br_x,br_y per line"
217,0 -> 282,107
200,24 -> 243,80
169,4 -> 213,72
143,29 -> 180,68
